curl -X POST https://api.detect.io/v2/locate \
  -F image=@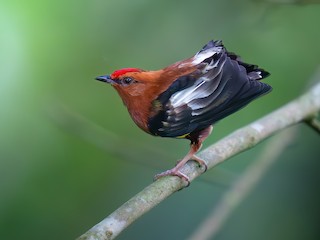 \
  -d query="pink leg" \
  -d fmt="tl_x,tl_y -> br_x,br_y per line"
154,126 -> 213,185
